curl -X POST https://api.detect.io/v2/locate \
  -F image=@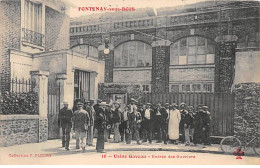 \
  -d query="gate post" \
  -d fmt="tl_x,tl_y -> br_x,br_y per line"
30,70 -> 49,142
